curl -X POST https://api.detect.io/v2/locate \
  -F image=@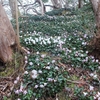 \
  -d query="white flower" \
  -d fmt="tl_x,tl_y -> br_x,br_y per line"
35,38 -> 38,42
96,59 -> 99,63
34,85 -> 38,88
15,90 -> 20,94
14,80 -> 18,84
97,92 -> 100,96
40,84 -> 44,88
93,96 -> 96,99
69,38 -> 71,40
25,56 -> 28,60
52,60 -> 55,63
46,66 -> 50,70
17,98 -> 21,100
89,85 -> 94,91
86,51 -> 88,54
31,70 -> 37,75
35,98 -> 38,100
83,92 -> 88,96
93,74 -> 97,79
73,48 -> 76,50
98,97 -> 100,100
43,40 -> 46,45
27,51 -> 30,54
98,66 -> 100,69
16,76 -> 20,81
38,70 -> 42,74
48,78 -> 53,82
32,40 -> 36,44
25,60 -> 28,64
68,68 -> 71,71
55,66 -> 59,70
36,51 -> 39,54
54,80 -> 57,82
47,62 -> 50,65
24,71 -> 28,74
84,34 -> 87,38
89,73 -> 94,77
54,39 -> 58,43
47,40 -> 51,44
41,54 -> 46,58
44,83 -> 47,86
31,74 -> 38,79
23,90 -> 27,95
29,62 -> 33,65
